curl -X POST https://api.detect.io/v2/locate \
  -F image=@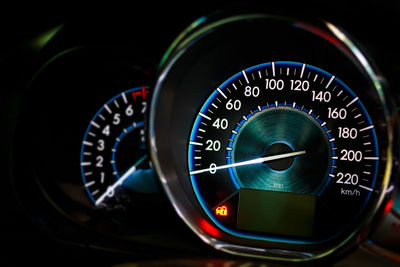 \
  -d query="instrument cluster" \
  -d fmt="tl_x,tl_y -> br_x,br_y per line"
6,3 -> 400,265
